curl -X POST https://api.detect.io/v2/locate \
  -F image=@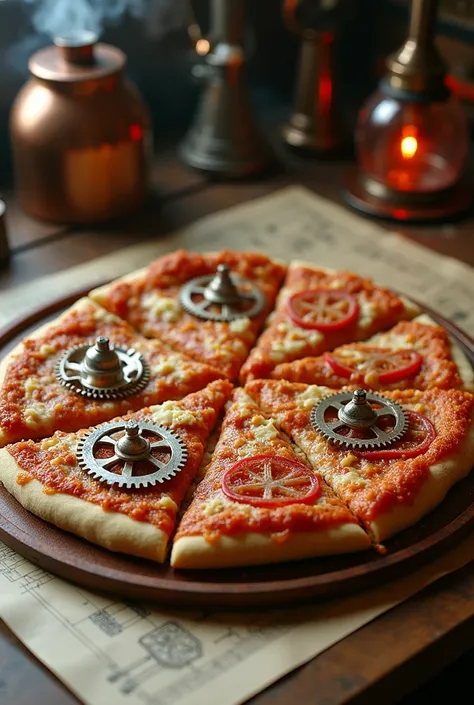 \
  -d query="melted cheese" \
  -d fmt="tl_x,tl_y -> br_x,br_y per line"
24,401 -> 55,430
229,317 -> 251,334
141,293 -> 182,323
150,402 -> 197,427
150,354 -> 192,383
297,386 -> 328,410
270,321 -> 323,361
